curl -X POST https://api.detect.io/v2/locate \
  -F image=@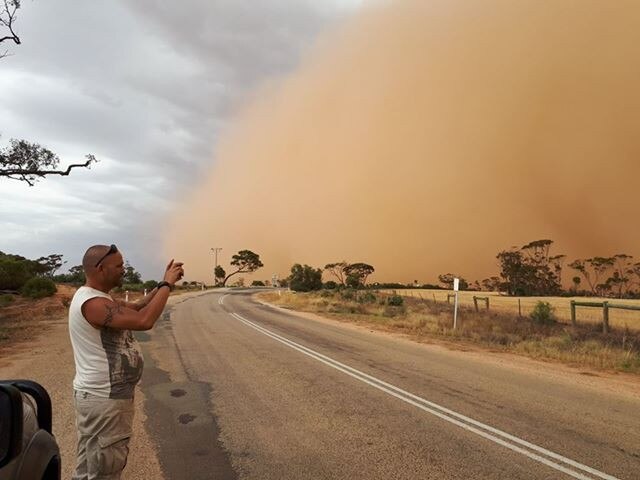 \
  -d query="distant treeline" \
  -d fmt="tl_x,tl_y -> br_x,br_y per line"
0,251 -> 155,298
285,240 -> 640,298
